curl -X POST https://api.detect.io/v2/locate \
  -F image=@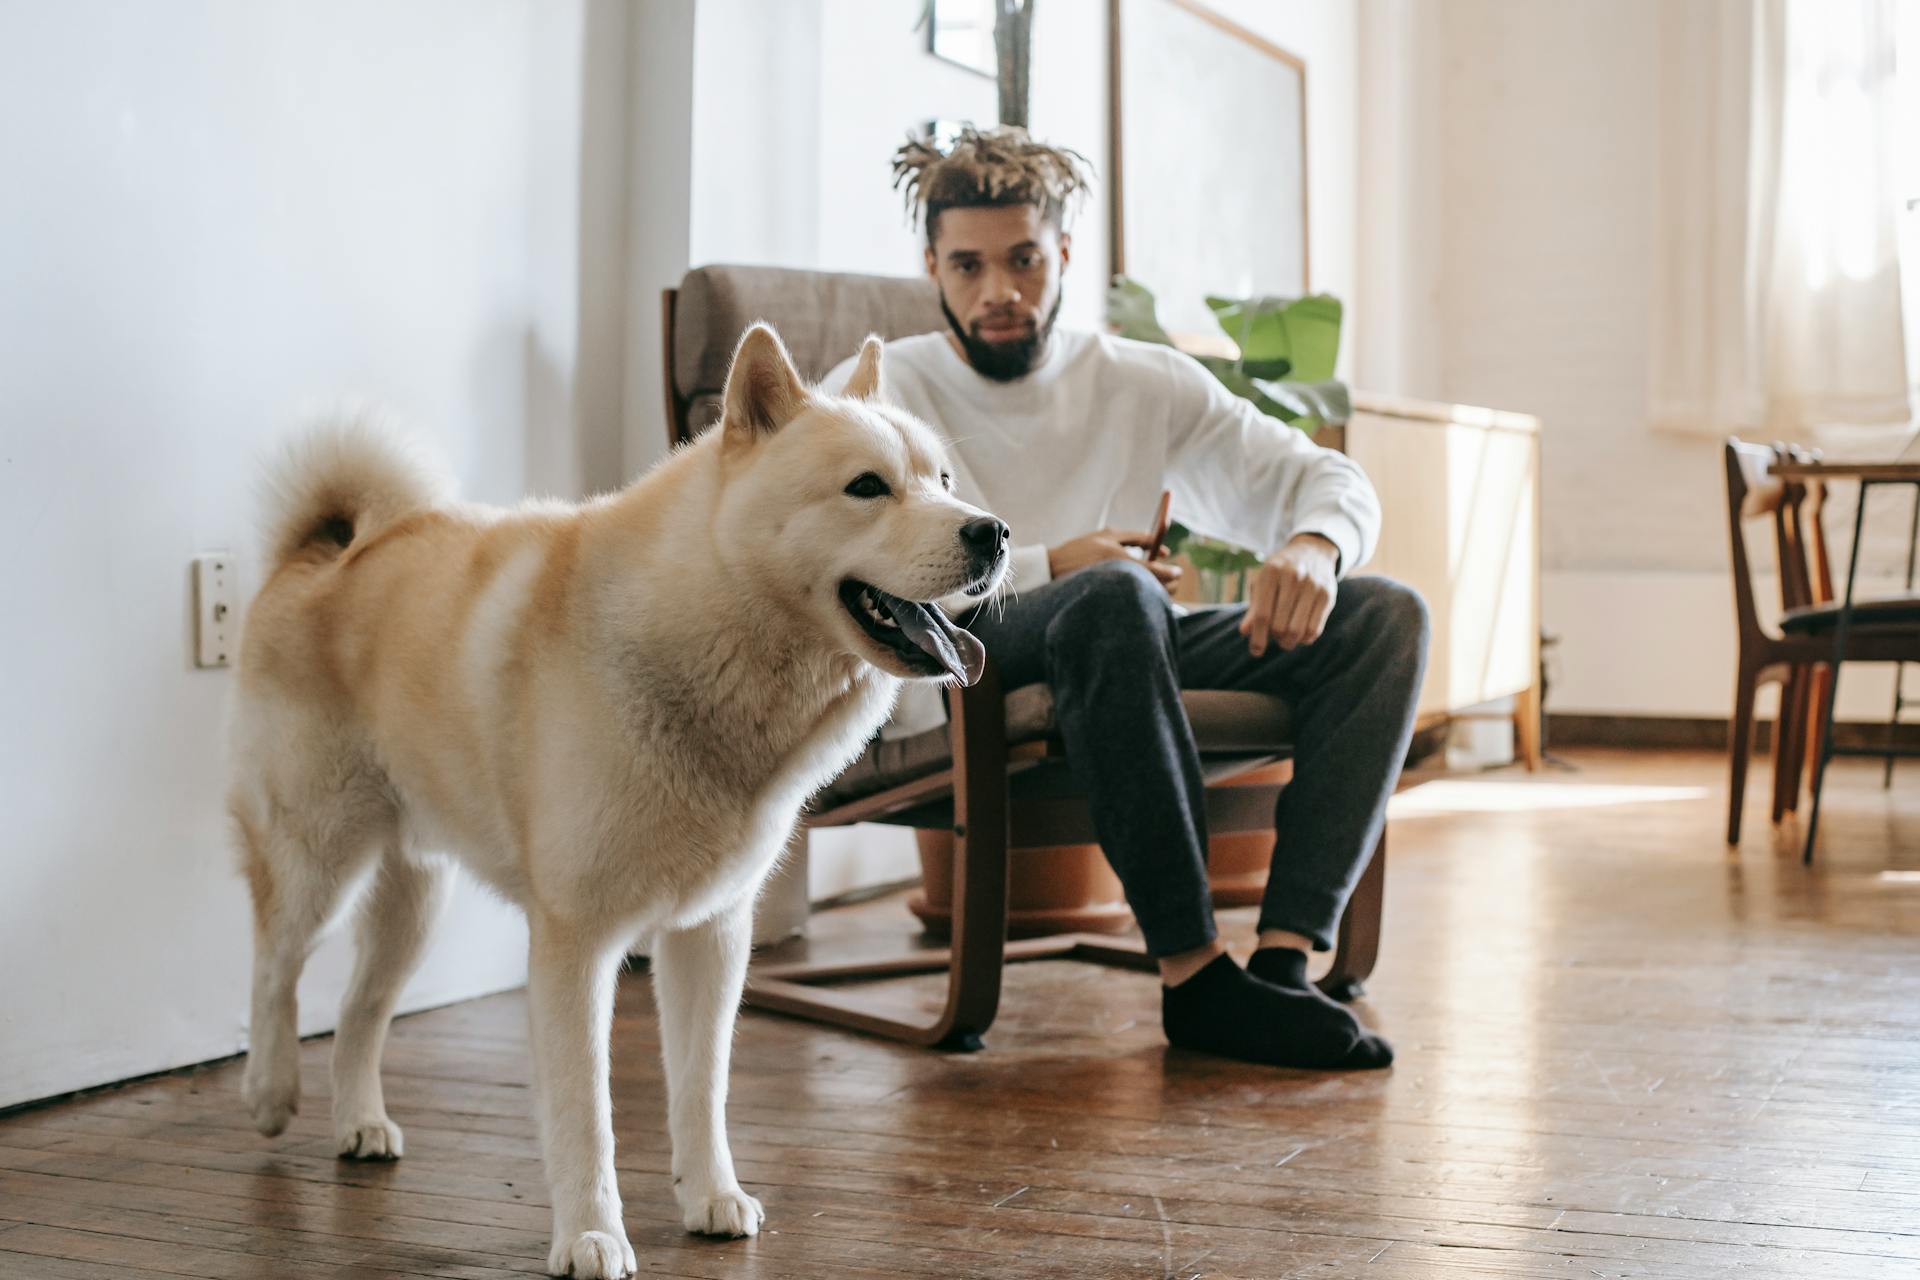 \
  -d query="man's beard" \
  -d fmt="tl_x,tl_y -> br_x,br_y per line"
940,292 -> 1063,383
